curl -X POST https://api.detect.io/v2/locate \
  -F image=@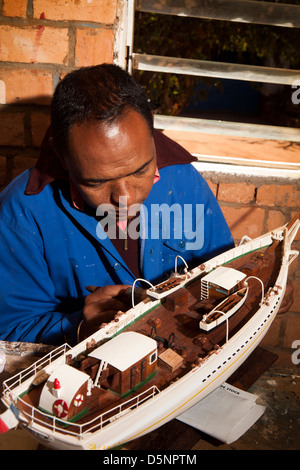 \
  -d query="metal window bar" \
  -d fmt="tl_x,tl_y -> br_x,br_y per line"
135,0 -> 300,28
133,54 -> 300,87
128,0 -> 300,169
154,114 -> 300,142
